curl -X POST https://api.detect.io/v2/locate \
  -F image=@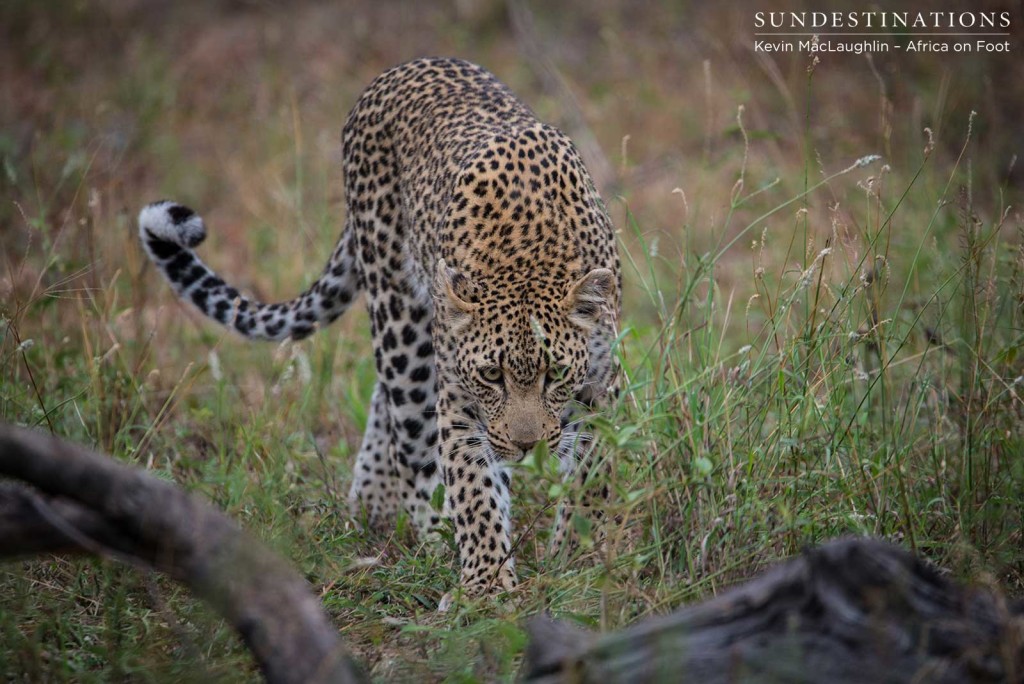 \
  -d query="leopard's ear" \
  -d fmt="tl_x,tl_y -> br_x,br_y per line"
562,268 -> 615,330
434,258 -> 478,329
